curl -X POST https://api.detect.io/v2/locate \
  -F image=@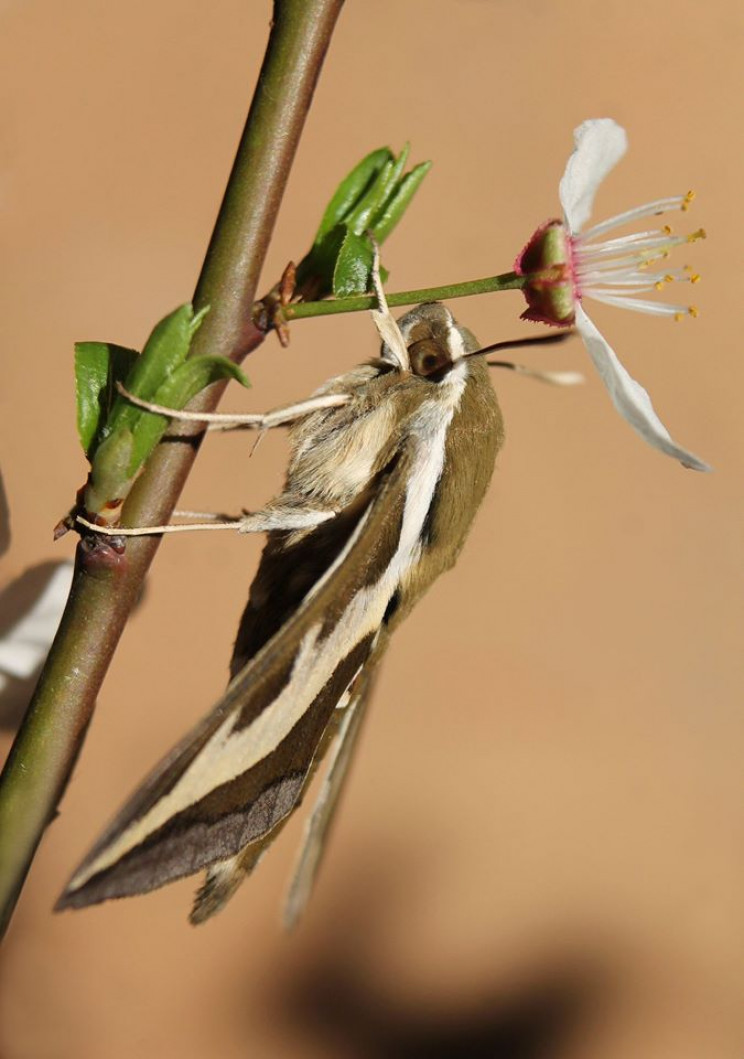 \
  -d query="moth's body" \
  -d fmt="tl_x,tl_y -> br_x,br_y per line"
58,303 -> 504,922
